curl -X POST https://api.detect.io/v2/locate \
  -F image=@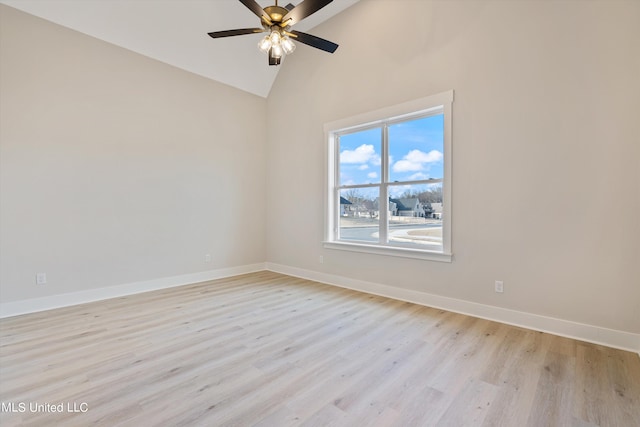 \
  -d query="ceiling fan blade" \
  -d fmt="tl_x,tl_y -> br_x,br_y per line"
281,0 -> 333,26
288,30 -> 338,53
208,28 -> 265,38
239,0 -> 273,24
